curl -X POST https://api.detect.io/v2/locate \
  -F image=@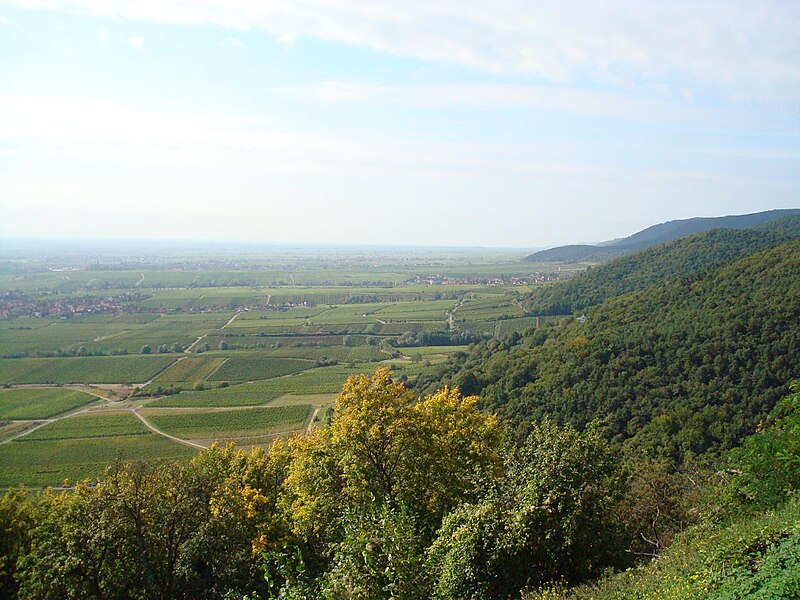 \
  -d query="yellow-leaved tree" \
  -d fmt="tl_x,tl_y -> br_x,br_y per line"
278,368 -> 505,596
